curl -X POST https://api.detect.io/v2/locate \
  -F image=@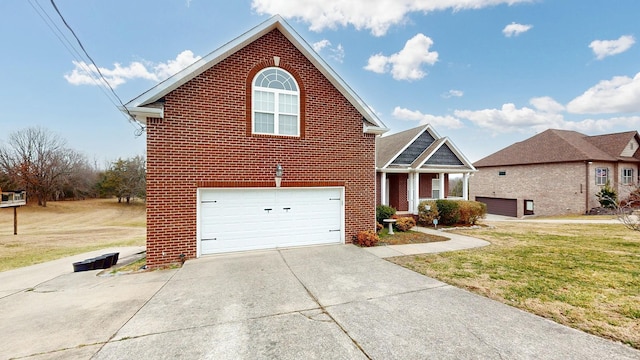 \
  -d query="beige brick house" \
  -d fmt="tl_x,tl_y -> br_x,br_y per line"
471,129 -> 640,217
